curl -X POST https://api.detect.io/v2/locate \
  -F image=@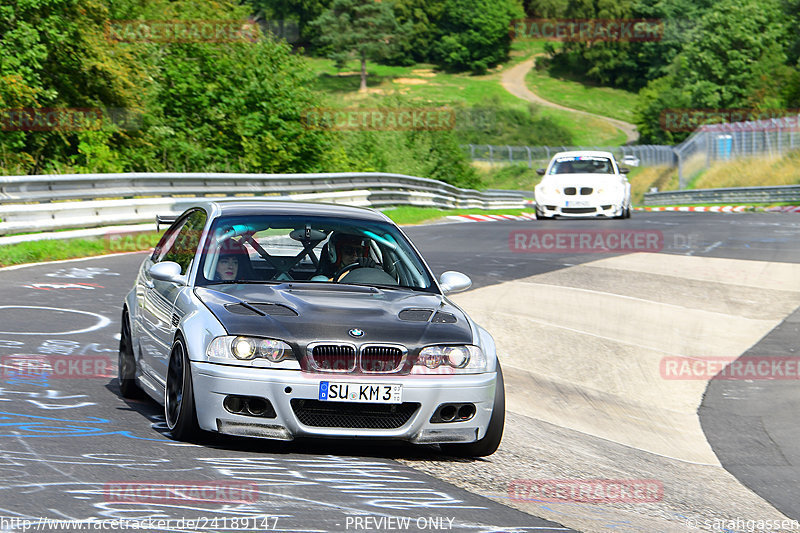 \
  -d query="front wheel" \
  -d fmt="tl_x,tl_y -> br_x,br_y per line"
165,338 -> 200,441
440,364 -> 505,457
